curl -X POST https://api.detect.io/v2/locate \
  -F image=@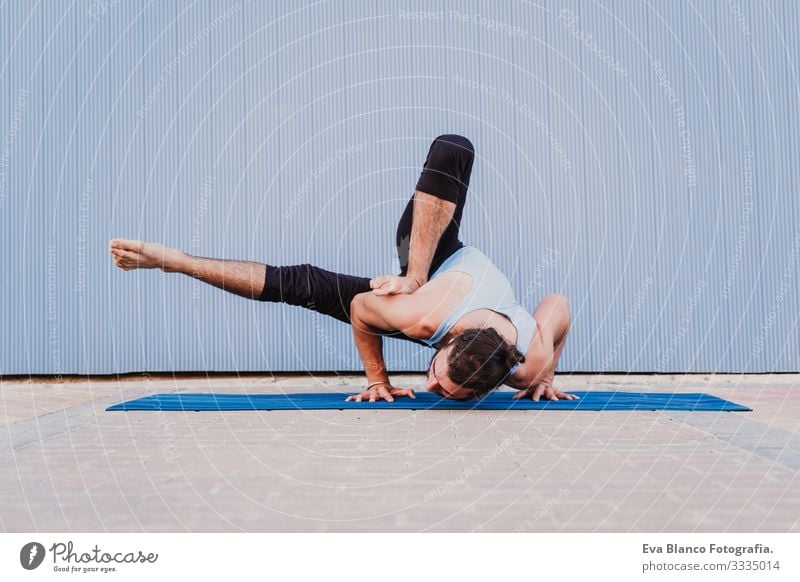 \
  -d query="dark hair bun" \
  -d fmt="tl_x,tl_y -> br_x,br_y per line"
503,345 -> 525,369
447,328 -> 529,398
